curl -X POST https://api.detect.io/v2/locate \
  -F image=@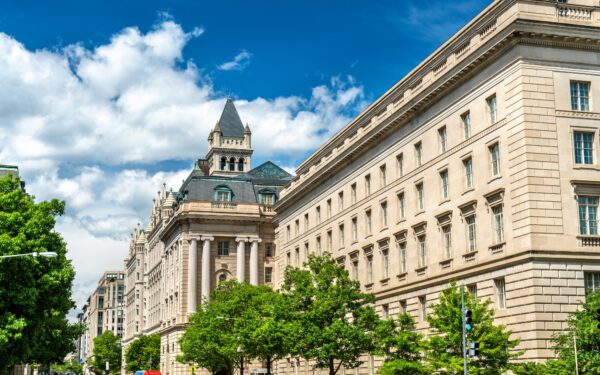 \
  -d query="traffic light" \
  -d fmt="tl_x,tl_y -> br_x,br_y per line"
464,309 -> 473,332
469,342 -> 480,357
596,308 -> 600,330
